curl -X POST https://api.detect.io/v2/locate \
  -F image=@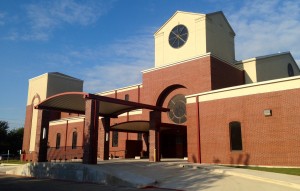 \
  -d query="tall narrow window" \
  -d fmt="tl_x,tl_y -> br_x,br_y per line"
72,131 -> 77,149
229,122 -> 243,151
137,133 -> 142,141
112,131 -> 118,147
287,63 -> 294,77
56,133 -> 61,149
125,94 -> 129,101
